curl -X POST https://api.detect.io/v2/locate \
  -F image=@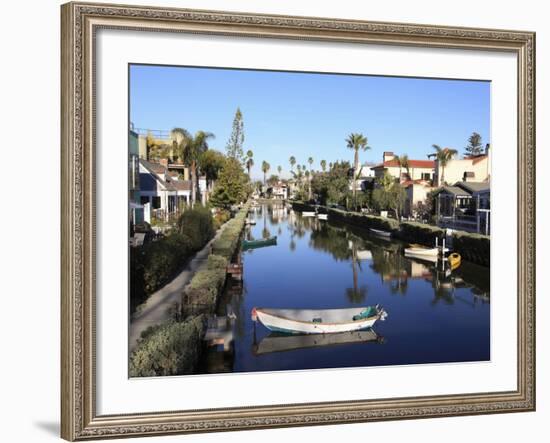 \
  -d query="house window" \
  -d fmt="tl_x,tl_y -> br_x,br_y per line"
421,172 -> 431,181
152,196 -> 161,209
140,196 -> 149,205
